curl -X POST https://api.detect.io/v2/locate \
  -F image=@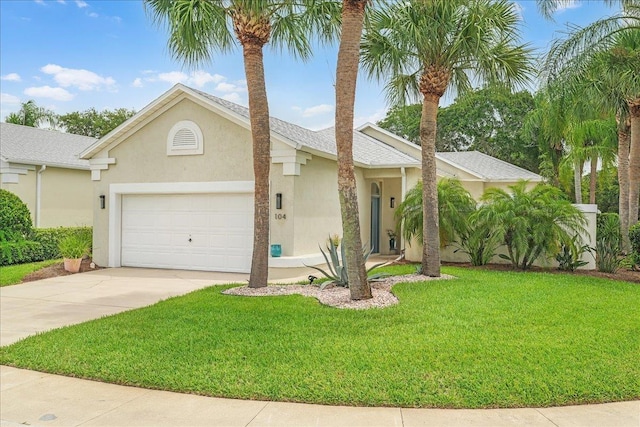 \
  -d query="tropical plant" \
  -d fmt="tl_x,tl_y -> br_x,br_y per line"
4,100 -> 57,128
596,213 -> 623,273
58,230 -> 92,260
334,0 -> 371,300
0,190 -> 33,242
453,208 -> 502,266
361,0 -> 533,277
395,178 -> 476,248
306,235 -> 386,289
145,0 -> 339,288
477,181 -> 587,270
555,234 -> 591,272
542,1 -> 640,249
